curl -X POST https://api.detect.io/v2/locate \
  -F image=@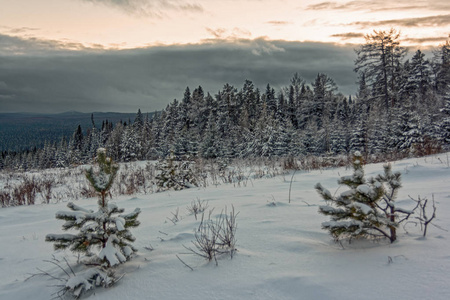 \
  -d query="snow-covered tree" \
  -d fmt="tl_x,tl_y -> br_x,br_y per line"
438,88 -> 450,146
394,107 -> 423,154
329,121 -> 349,155
408,49 -> 432,104
350,118 -> 368,154
155,151 -> 198,191
316,151 -> 415,243
69,125 -> 84,165
120,125 -> 141,162
432,40 -> 450,95
355,29 -> 407,111
46,148 -> 141,267
316,151 -> 385,241
367,113 -> 389,155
